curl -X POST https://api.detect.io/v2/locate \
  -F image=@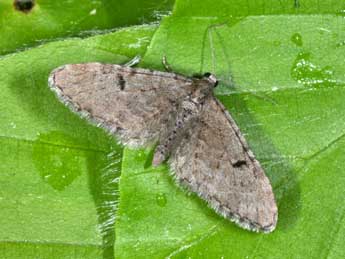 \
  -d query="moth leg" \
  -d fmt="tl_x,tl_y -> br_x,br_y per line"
124,55 -> 141,67
162,55 -> 173,72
